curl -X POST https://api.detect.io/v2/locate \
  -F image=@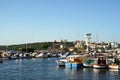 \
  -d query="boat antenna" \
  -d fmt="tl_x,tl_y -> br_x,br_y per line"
96,32 -> 99,43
